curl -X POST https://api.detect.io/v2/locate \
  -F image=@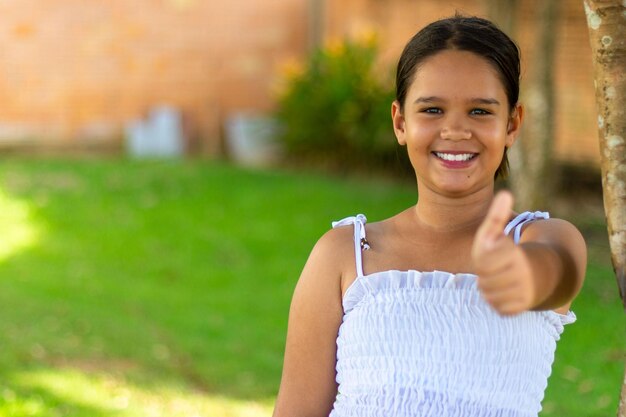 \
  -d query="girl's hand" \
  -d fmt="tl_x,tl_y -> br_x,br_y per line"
471,191 -> 536,315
